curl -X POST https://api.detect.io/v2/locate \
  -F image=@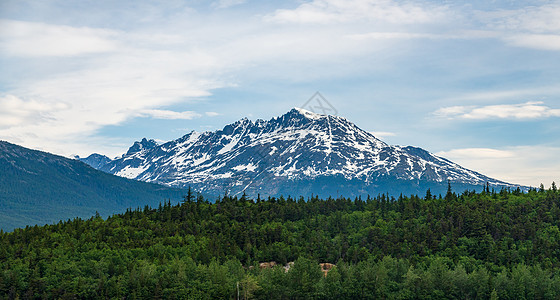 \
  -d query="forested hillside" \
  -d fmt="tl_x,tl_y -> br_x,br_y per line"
1,184 -> 560,299
0,141 -> 186,230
